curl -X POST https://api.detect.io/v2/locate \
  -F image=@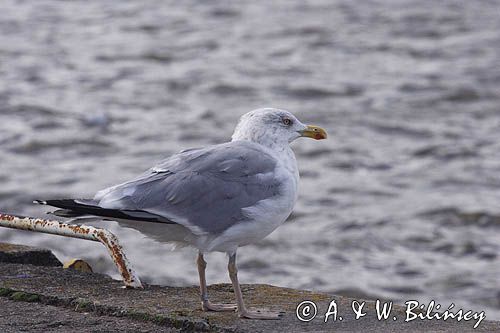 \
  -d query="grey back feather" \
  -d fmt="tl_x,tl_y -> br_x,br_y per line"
94,141 -> 282,234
